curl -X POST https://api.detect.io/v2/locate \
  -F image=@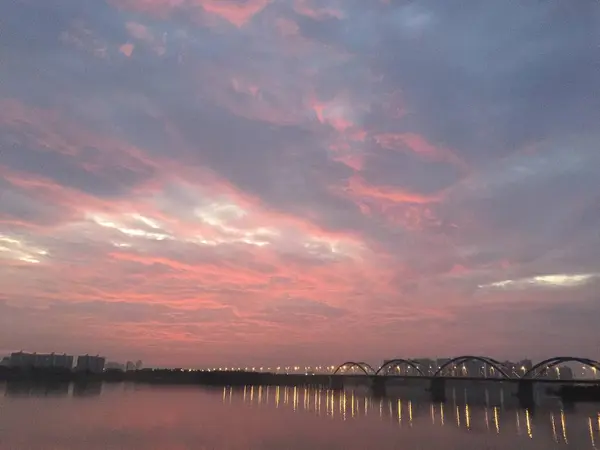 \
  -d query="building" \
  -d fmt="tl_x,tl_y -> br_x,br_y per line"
75,355 -> 106,373
105,362 -> 125,371
9,351 -> 36,368
126,361 -> 136,371
53,353 -> 74,369
0,356 -> 10,367
8,352 -> 73,369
